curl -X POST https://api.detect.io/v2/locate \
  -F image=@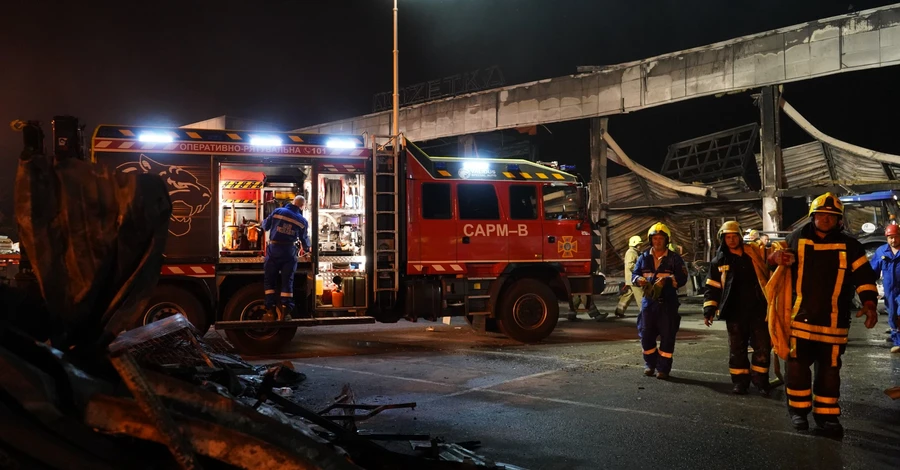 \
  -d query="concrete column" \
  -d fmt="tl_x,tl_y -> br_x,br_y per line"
458,135 -> 475,157
590,117 -> 609,274
759,86 -> 783,233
